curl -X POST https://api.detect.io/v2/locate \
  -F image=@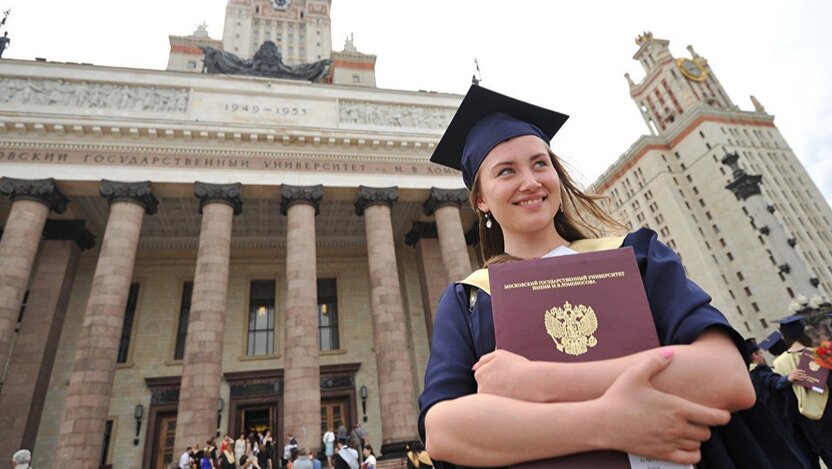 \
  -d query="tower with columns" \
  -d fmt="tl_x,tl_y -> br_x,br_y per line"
595,32 -> 832,342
